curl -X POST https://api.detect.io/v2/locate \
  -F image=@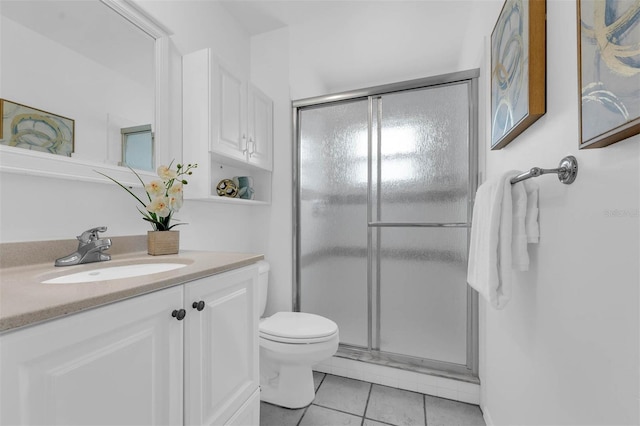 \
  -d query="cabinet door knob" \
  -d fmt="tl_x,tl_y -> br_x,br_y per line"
171,309 -> 186,321
192,301 -> 205,311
